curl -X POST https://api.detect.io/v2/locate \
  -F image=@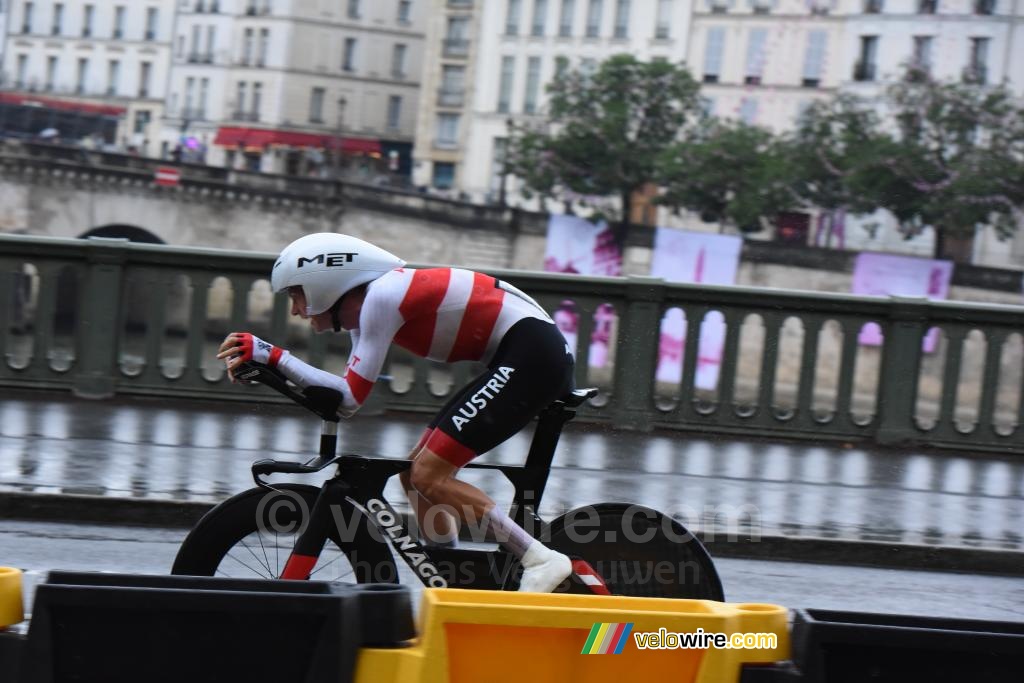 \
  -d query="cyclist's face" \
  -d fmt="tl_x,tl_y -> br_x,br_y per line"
288,287 -> 333,332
